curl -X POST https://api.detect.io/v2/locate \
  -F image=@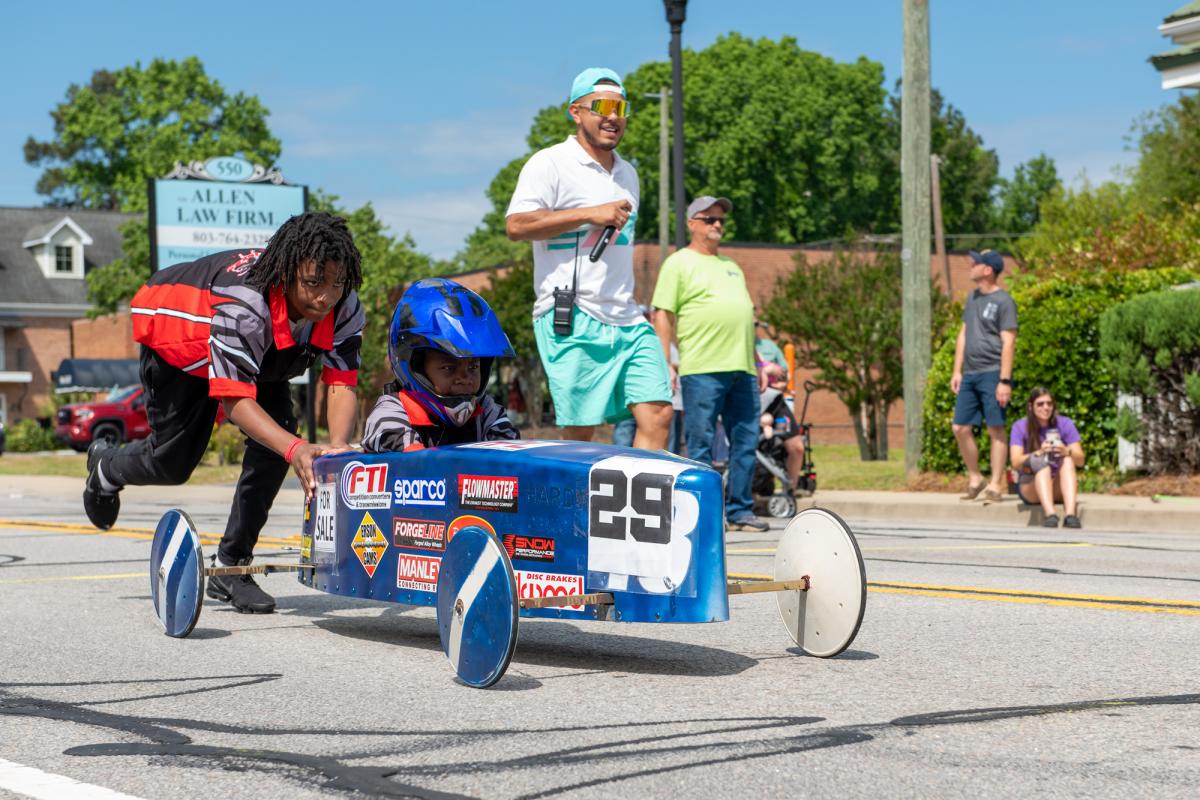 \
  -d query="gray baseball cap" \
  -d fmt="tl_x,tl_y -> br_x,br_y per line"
686,196 -> 732,218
